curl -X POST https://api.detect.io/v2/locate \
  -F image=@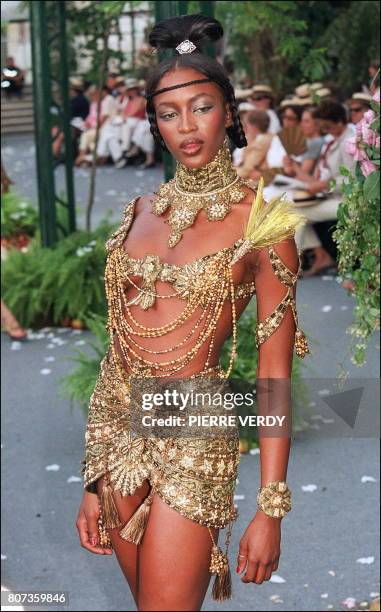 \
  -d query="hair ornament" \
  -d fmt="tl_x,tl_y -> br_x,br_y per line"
175,39 -> 197,54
